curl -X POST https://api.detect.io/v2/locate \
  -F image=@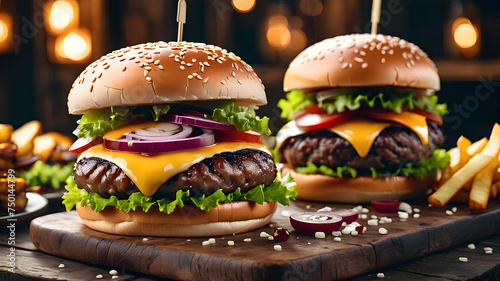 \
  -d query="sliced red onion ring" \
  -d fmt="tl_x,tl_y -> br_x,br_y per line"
125,124 -> 193,141
135,122 -> 183,136
177,108 -> 205,118
104,129 -> 215,154
370,199 -> 400,213
290,211 -> 343,235
14,155 -> 41,168
163,114 -> 236,131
